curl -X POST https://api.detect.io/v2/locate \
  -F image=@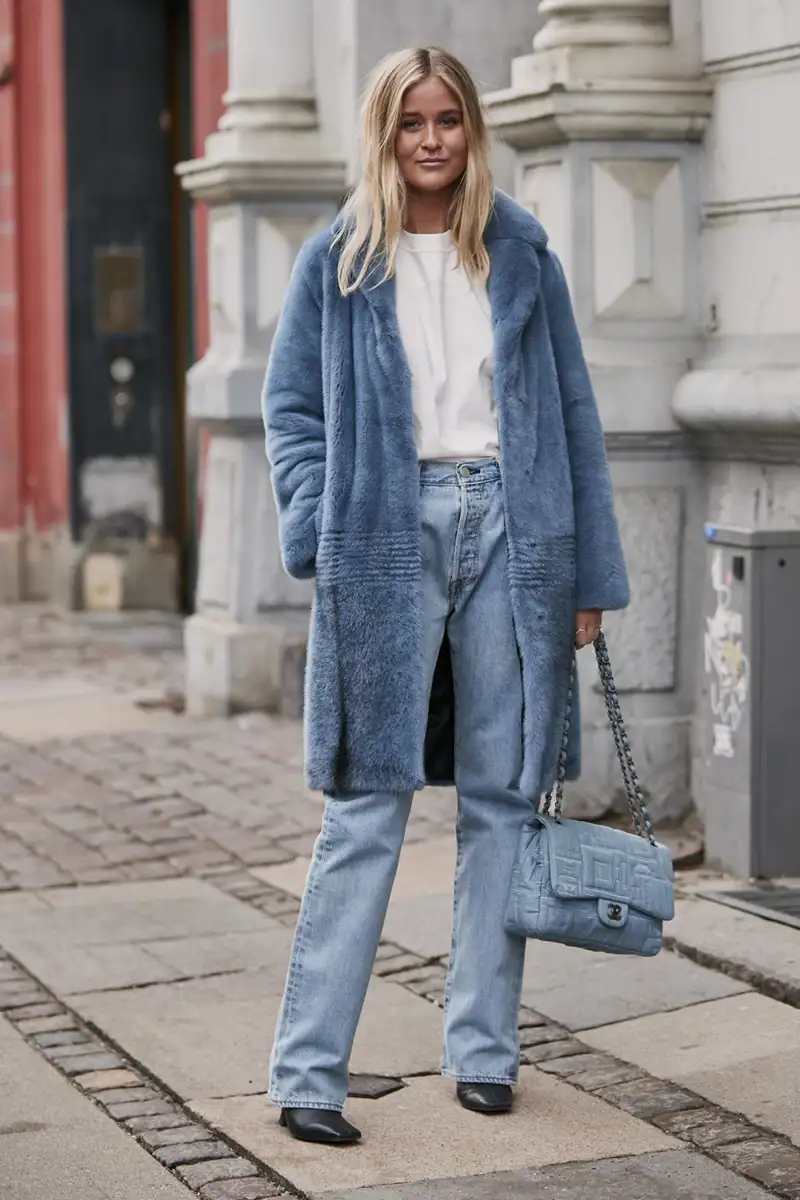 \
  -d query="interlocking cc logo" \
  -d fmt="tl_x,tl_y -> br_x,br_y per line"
607,903 -> 623,922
